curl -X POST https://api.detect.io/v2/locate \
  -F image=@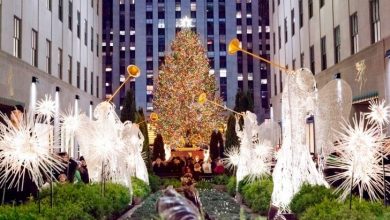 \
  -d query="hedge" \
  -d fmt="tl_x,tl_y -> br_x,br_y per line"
0,183 -> 131,220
